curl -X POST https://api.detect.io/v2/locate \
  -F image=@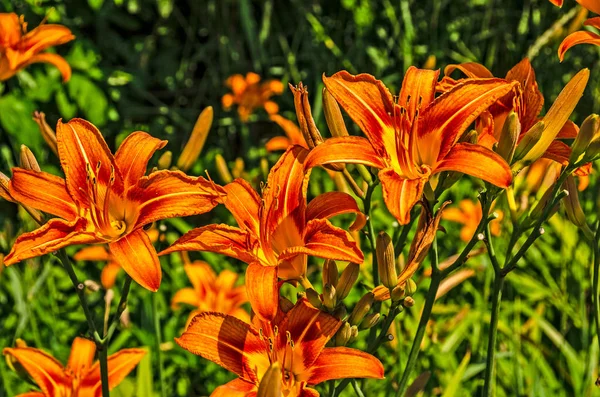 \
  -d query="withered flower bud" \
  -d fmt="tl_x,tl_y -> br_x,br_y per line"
323,259 -> 339,288
496,112 -> 521,164
20,145 -> 41,172
377,231 -> 398,289
336,262 -> 359,300
305,288 -> 323,309
359,312 -> 381,330
322,283 -> 337,310
348,292 -> 374,326
215,154 -> 233,183
335,322 -> 352,347
177,106 -> 213,171
322,87 -> 349,138
256,362 -> 282,397
157,151 -> 172,170
32,111 -> 58,156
